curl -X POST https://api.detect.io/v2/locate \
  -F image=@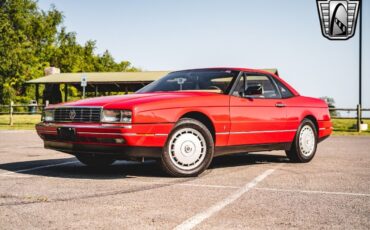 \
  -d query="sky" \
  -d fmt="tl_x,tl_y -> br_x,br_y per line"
38,0 -> 369,109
